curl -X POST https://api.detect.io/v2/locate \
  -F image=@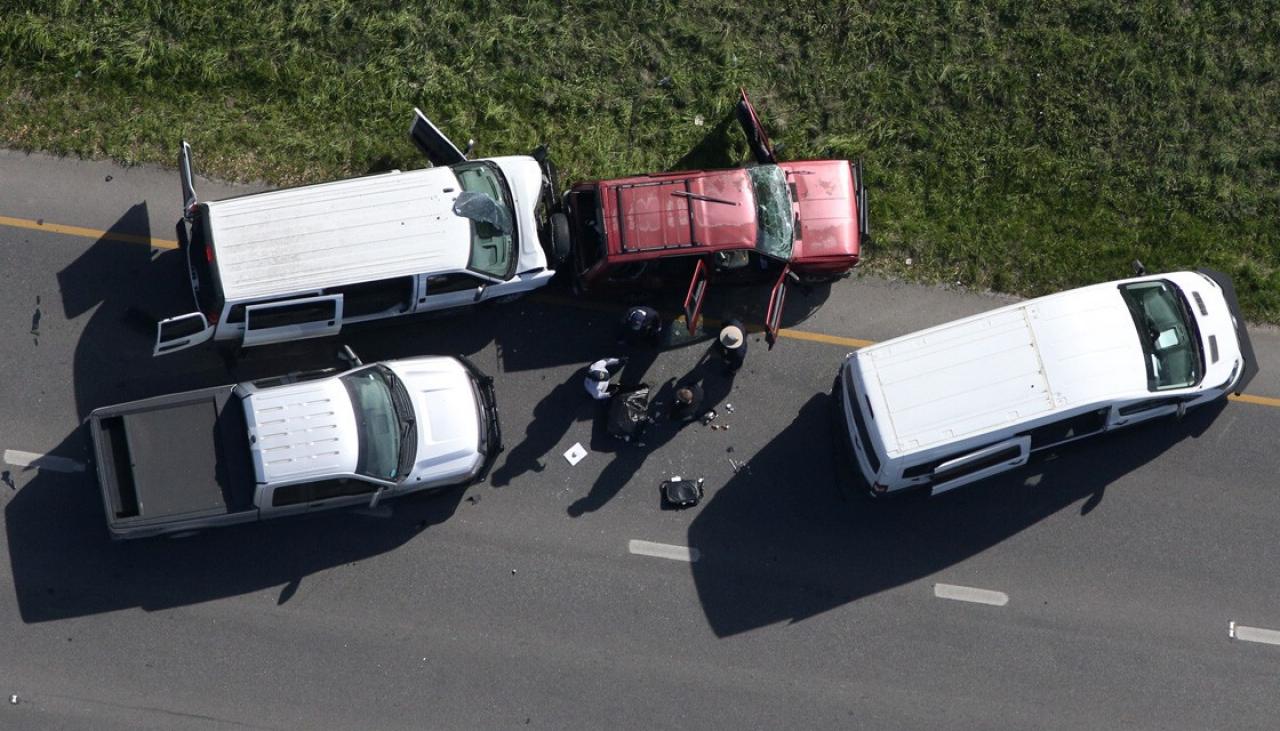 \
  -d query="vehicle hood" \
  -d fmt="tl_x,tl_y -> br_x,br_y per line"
600,169 -> 758,253
780,161 -> 860,263
242,379 -> 359,486
489,155 -> 551,275
384,357 -> 483,485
